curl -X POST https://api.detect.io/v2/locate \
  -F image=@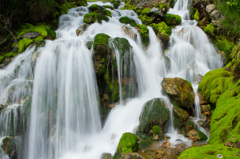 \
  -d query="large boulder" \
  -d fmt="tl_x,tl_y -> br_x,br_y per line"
162,78 -> 195,108
137,98 -> 170,135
